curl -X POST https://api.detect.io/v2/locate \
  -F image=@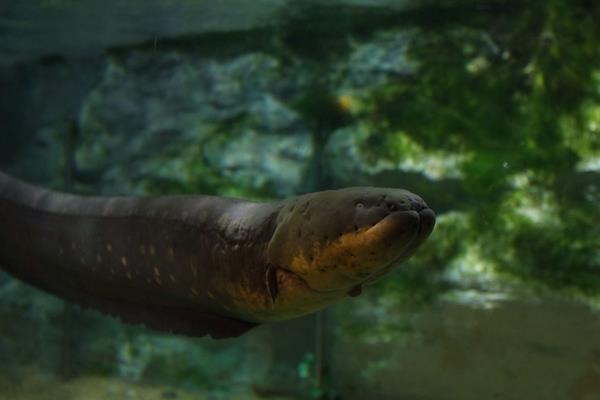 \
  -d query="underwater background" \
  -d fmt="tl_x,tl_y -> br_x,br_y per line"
1,1 -> 600,399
